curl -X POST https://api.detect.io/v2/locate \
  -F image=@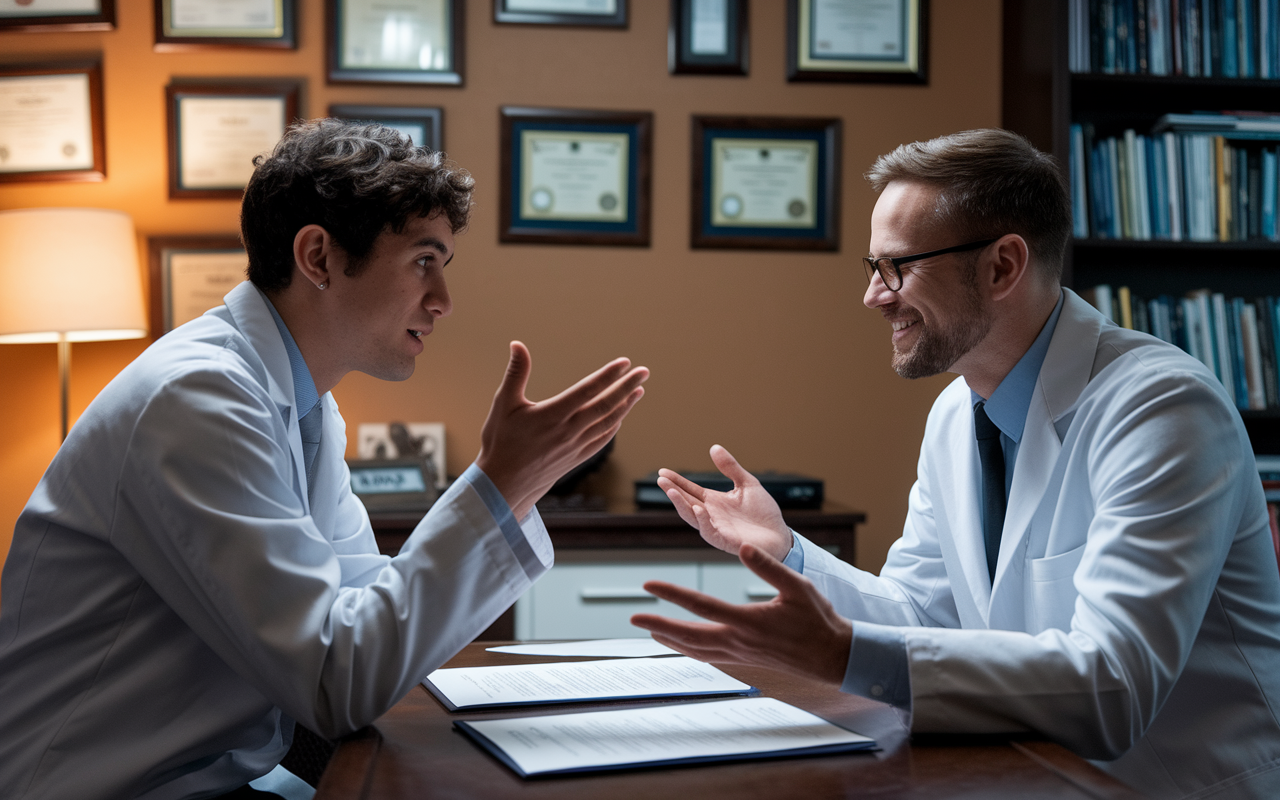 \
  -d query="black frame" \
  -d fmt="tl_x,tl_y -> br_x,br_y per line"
329,105 -> 444,151
0,59 -> 106,184
669,0 -> 747,75
165,80 -> 300,200
786,0 -> 928,85
0,0 -> 114,31
691,115 -> 841,251
494,0 -> 626,27
153,0 -> 296,50
500,106 -> 652,247
327,0 -> 464,86
147,235 -> 246,336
